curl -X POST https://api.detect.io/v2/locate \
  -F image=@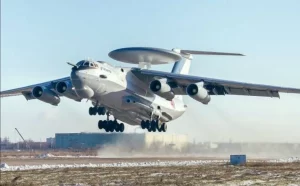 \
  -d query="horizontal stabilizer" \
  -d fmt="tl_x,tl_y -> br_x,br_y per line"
181,50 -> 245,56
